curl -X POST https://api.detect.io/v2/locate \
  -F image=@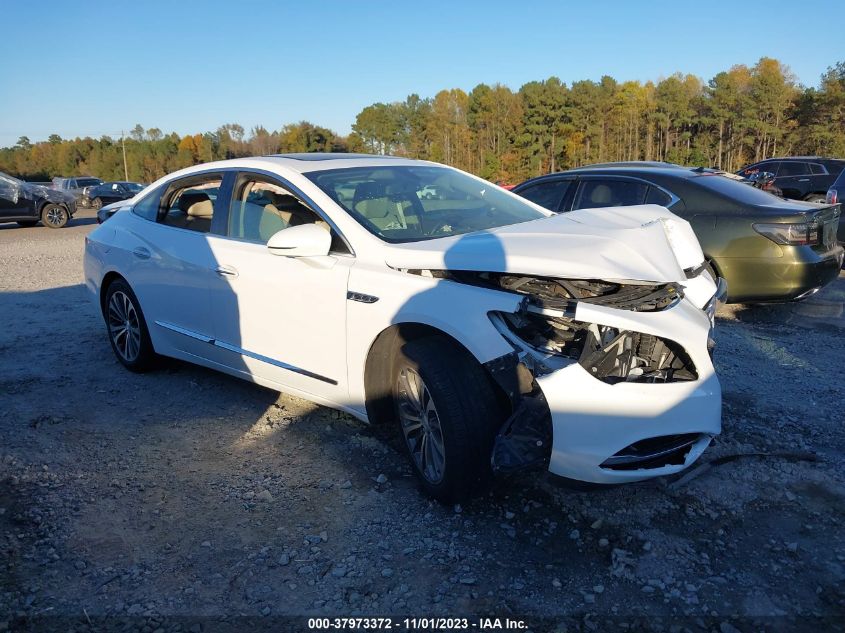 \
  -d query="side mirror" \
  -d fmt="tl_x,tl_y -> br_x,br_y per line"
267,224 -> 331,258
